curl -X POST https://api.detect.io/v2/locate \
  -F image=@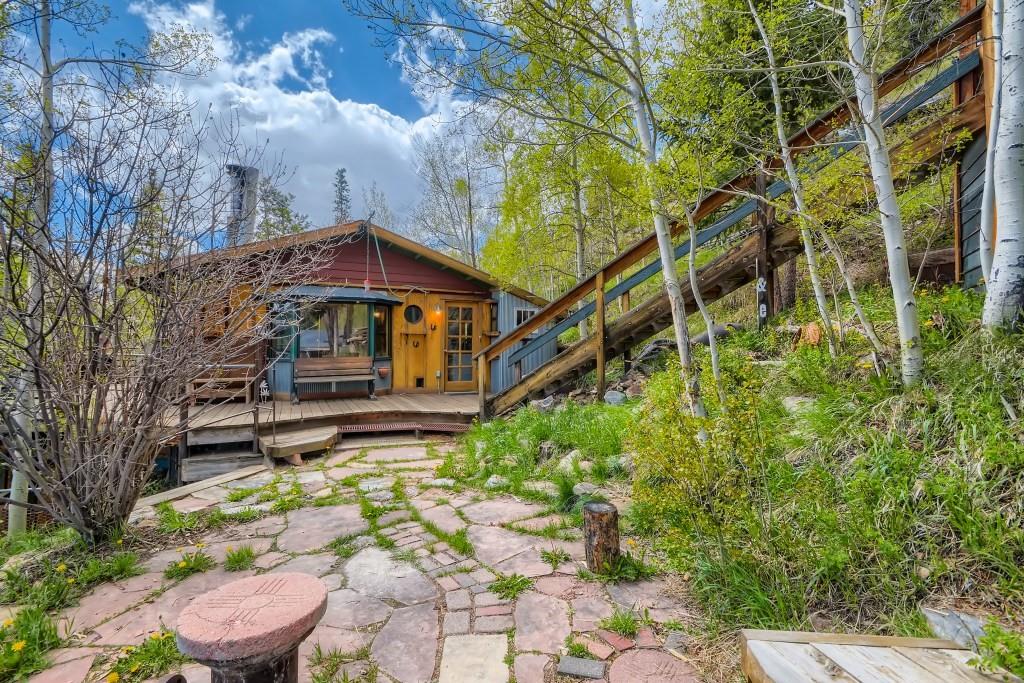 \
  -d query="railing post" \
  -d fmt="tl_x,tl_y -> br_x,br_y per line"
594,270 -> 606,399
477,354 -> 488,421
755,170 -> 776,328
